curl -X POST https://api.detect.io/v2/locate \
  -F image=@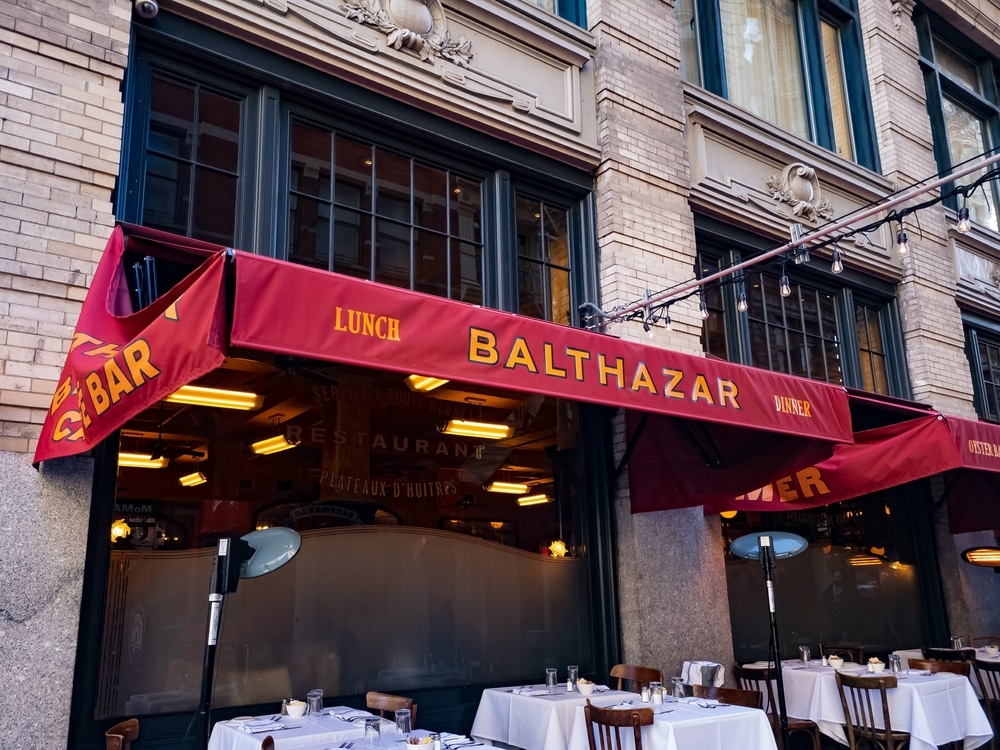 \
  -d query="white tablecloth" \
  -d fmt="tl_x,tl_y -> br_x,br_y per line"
208,707 -> 384,750
471,685 -> 636,750
780,663 -> 993,750
564,698 -> 777,750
